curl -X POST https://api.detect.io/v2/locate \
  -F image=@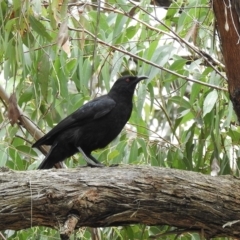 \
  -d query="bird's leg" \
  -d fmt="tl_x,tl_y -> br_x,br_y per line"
77,147 -> 104,167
